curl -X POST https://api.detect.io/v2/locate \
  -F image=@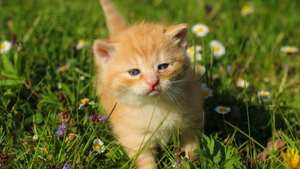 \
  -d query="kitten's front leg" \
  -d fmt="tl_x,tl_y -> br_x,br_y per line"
180,131 -> 199,162
124,146 -> 157,169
